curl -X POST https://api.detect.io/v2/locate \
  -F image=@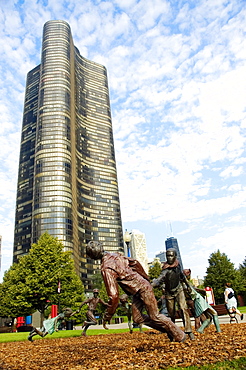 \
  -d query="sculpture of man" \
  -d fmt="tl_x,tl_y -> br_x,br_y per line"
86,241 -> 186,342
76,288 -> 109,336
152,248 -> 194,340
